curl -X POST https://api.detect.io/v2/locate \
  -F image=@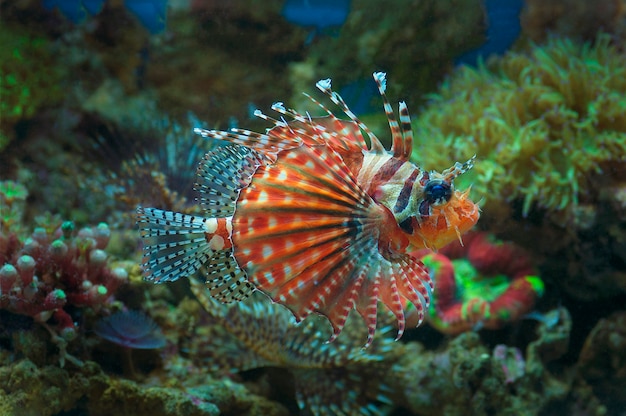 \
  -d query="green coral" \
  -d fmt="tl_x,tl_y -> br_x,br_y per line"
410,34 -> 626,218
0,25 -> 64,151
0,180 -> 28,232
